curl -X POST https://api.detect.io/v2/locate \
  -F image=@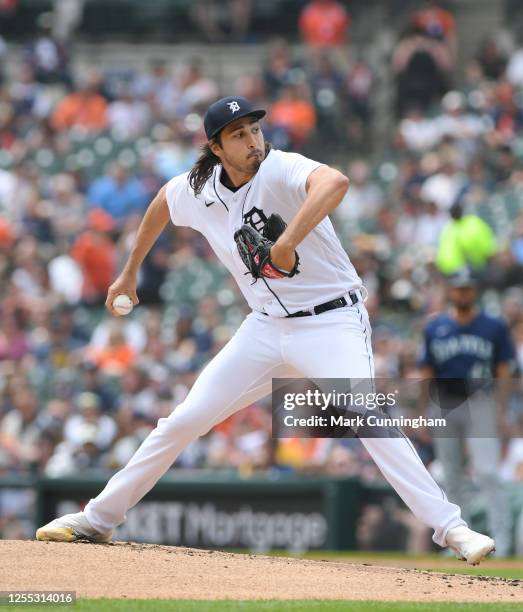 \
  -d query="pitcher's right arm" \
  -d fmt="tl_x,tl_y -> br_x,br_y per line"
106,184 -> 170,315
